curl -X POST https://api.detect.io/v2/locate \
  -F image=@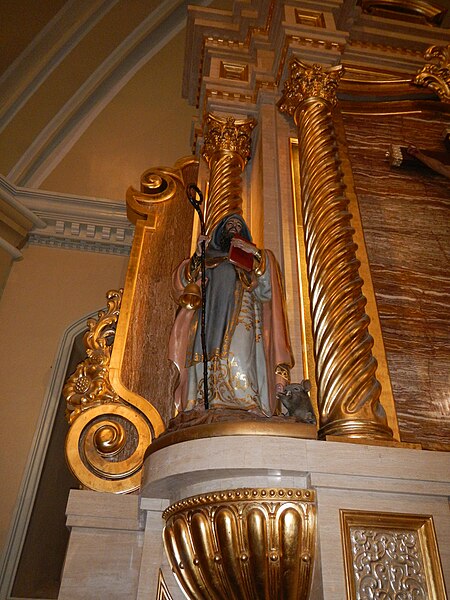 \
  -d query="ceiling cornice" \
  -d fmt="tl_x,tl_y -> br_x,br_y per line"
0,176 -> 134,255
